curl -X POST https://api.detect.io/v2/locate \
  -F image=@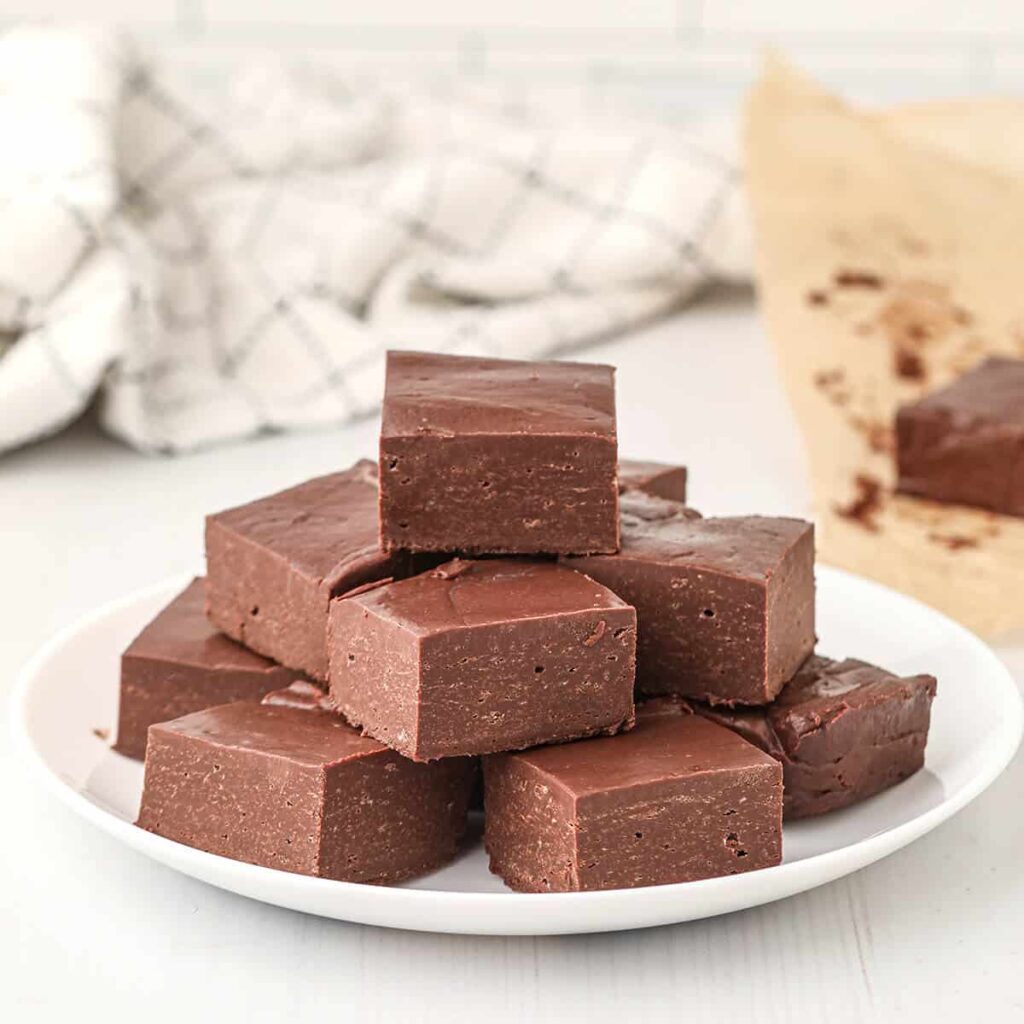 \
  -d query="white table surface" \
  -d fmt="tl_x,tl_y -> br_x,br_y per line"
4,288 -> 1023,1023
